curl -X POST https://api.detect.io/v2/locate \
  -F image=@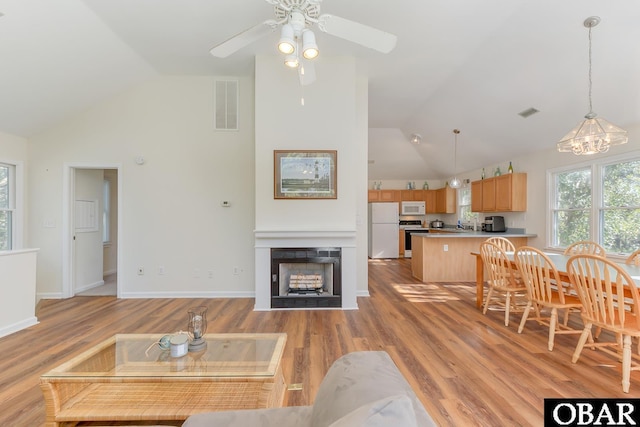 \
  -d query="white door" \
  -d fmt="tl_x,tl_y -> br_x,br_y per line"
74,169 -> 104,293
